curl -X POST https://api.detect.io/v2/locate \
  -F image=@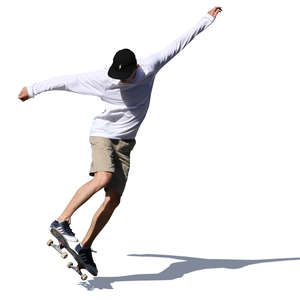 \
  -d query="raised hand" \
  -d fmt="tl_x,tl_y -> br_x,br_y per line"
208,6 -> 222,18
18,87 -> 29,101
